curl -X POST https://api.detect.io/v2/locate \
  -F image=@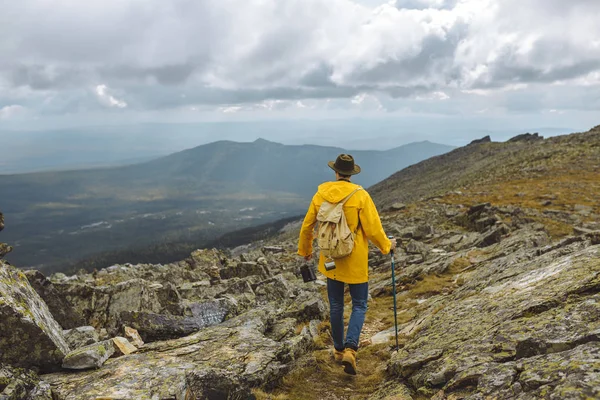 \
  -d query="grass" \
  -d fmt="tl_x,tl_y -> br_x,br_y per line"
441,170 -> 600,239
